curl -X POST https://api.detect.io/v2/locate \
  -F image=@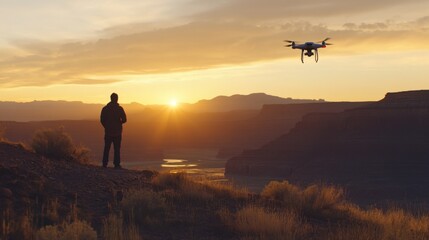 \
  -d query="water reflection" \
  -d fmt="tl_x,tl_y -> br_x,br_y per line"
123,149 -> 281,193
161,159 -> 197,168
